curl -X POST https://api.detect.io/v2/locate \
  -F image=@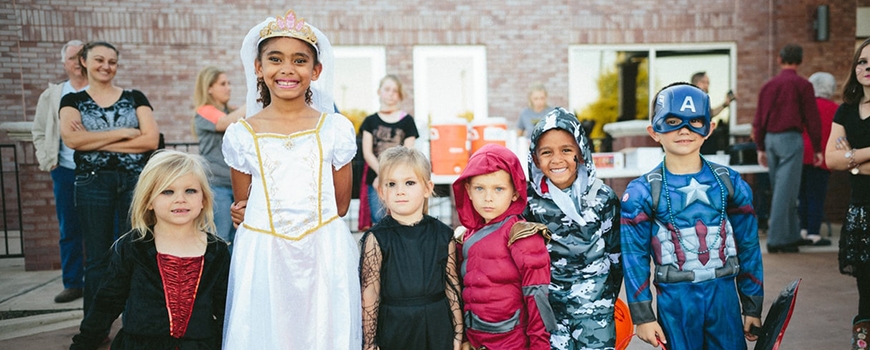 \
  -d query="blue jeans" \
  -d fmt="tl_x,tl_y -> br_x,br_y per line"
368,184 -> 386,224
799,165 -> 830,237
212,184 -> 236,250
75,170 -> 137,315
51,166 -> 84,289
